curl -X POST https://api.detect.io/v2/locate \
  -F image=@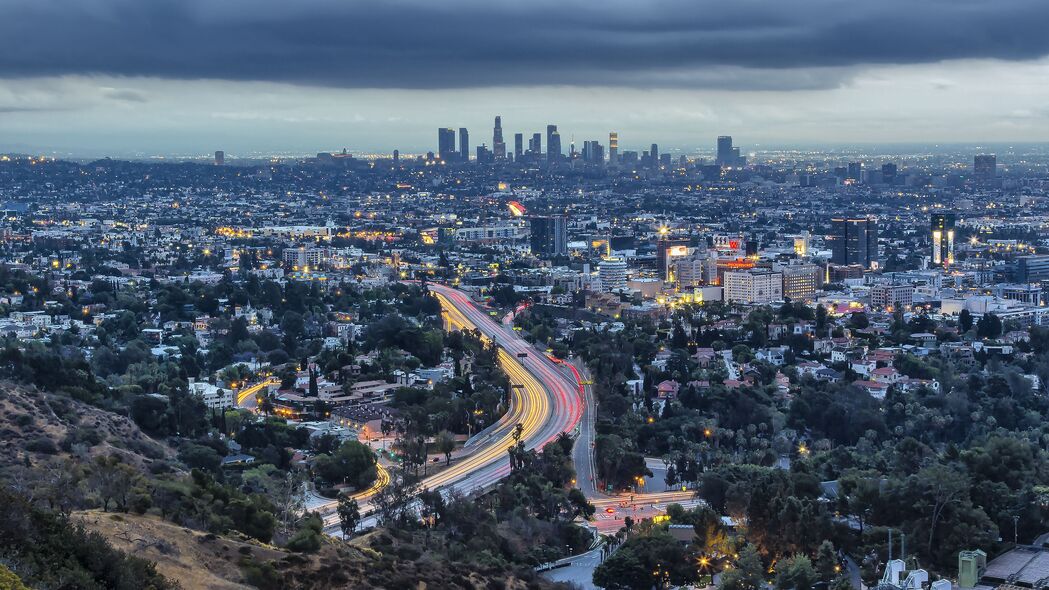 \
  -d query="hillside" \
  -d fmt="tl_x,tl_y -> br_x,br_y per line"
77,510 -> 564,590
0,380 -> 174,480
